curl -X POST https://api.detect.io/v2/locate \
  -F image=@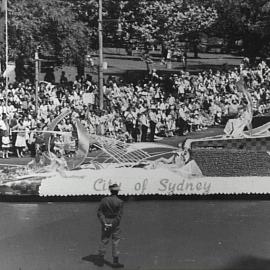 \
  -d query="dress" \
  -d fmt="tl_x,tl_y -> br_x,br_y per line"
15,125 -> 27,148
2,132 -> 10,149
1,122 -> 10,149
